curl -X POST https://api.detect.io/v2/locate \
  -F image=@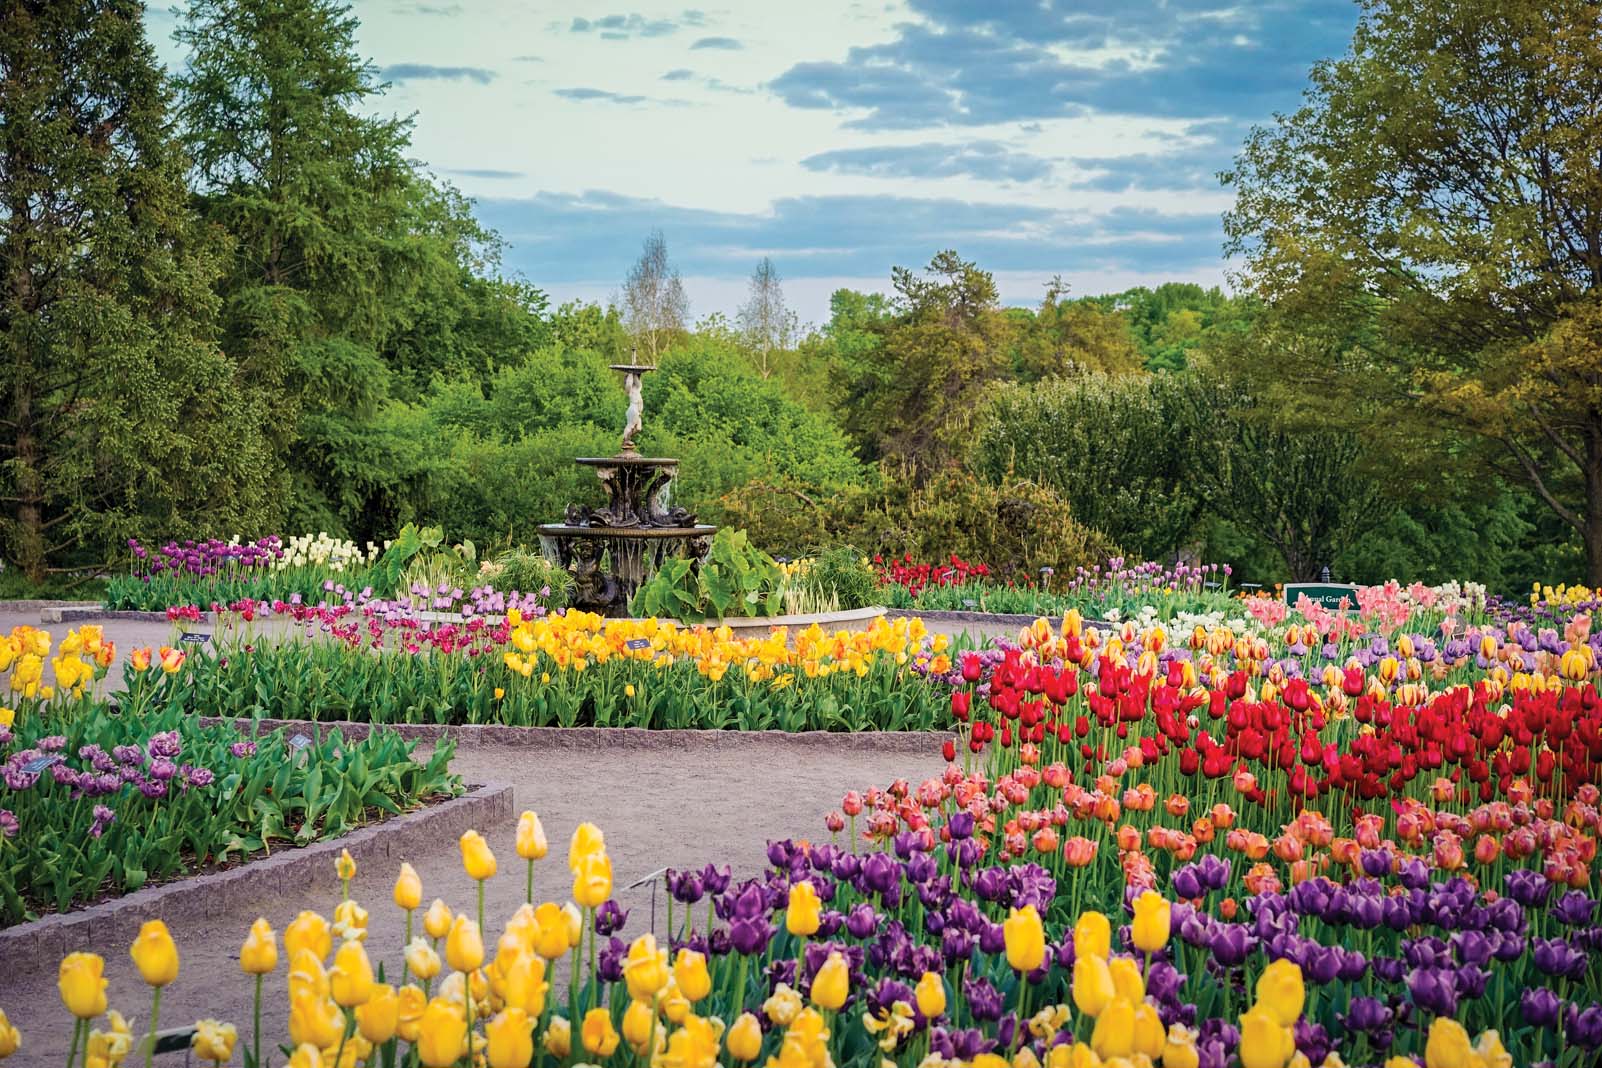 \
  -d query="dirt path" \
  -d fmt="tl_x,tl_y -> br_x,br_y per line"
2,730 -> 948,1064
